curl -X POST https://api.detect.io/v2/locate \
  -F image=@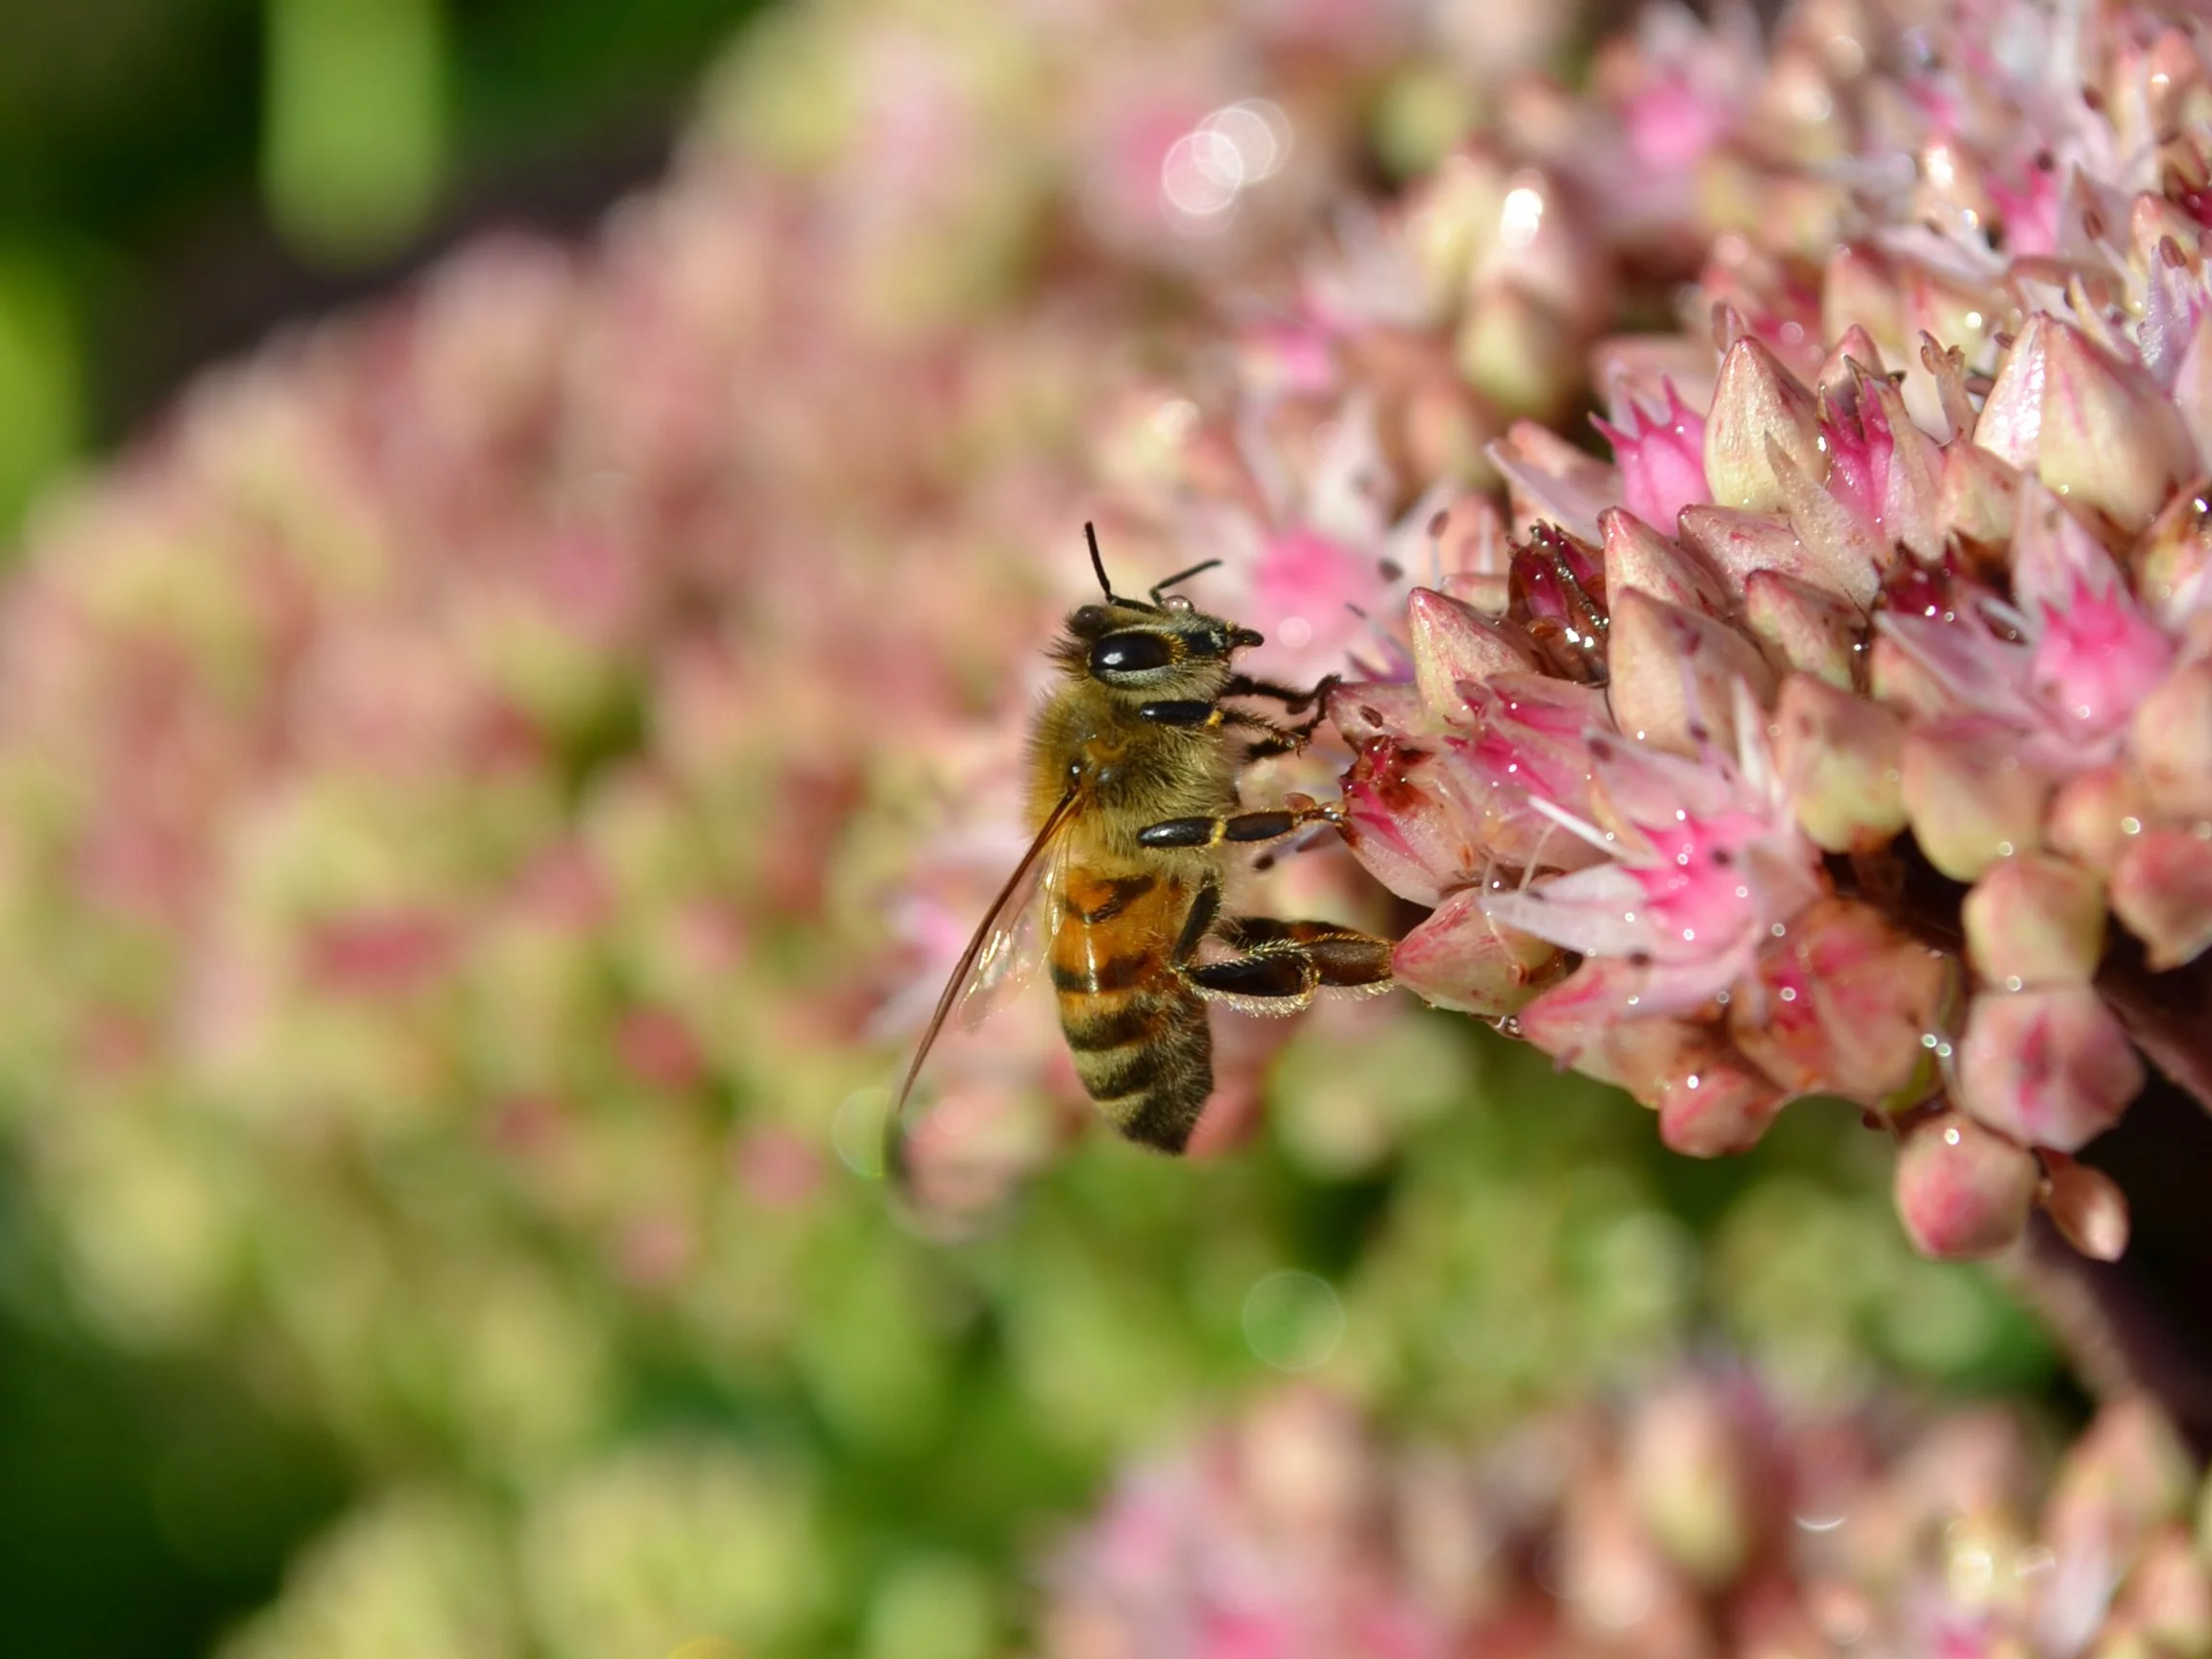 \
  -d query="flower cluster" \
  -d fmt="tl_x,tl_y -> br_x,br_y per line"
7,0 -> 2203,1648
1046,1377 -> 2211,1659
1287,0 -> 2212,1262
